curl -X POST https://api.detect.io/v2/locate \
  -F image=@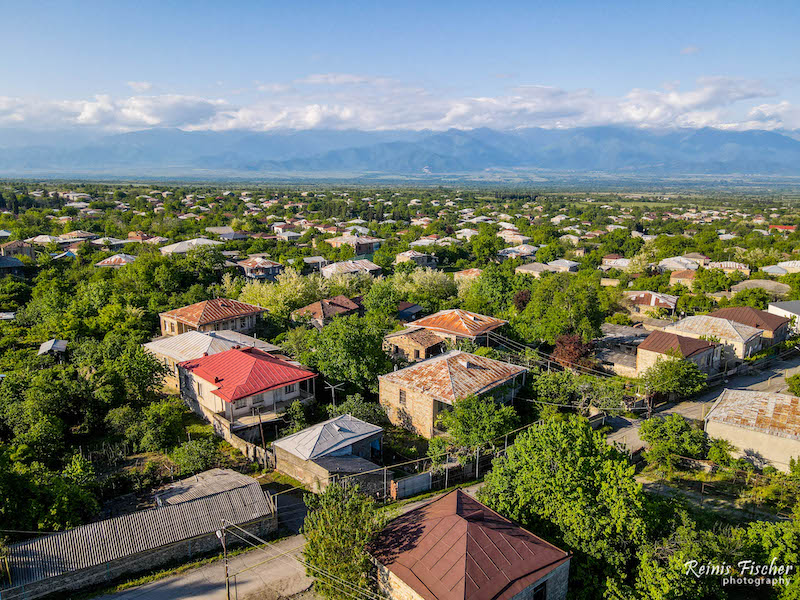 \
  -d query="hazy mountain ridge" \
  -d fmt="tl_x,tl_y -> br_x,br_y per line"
0,126 -> 799,176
